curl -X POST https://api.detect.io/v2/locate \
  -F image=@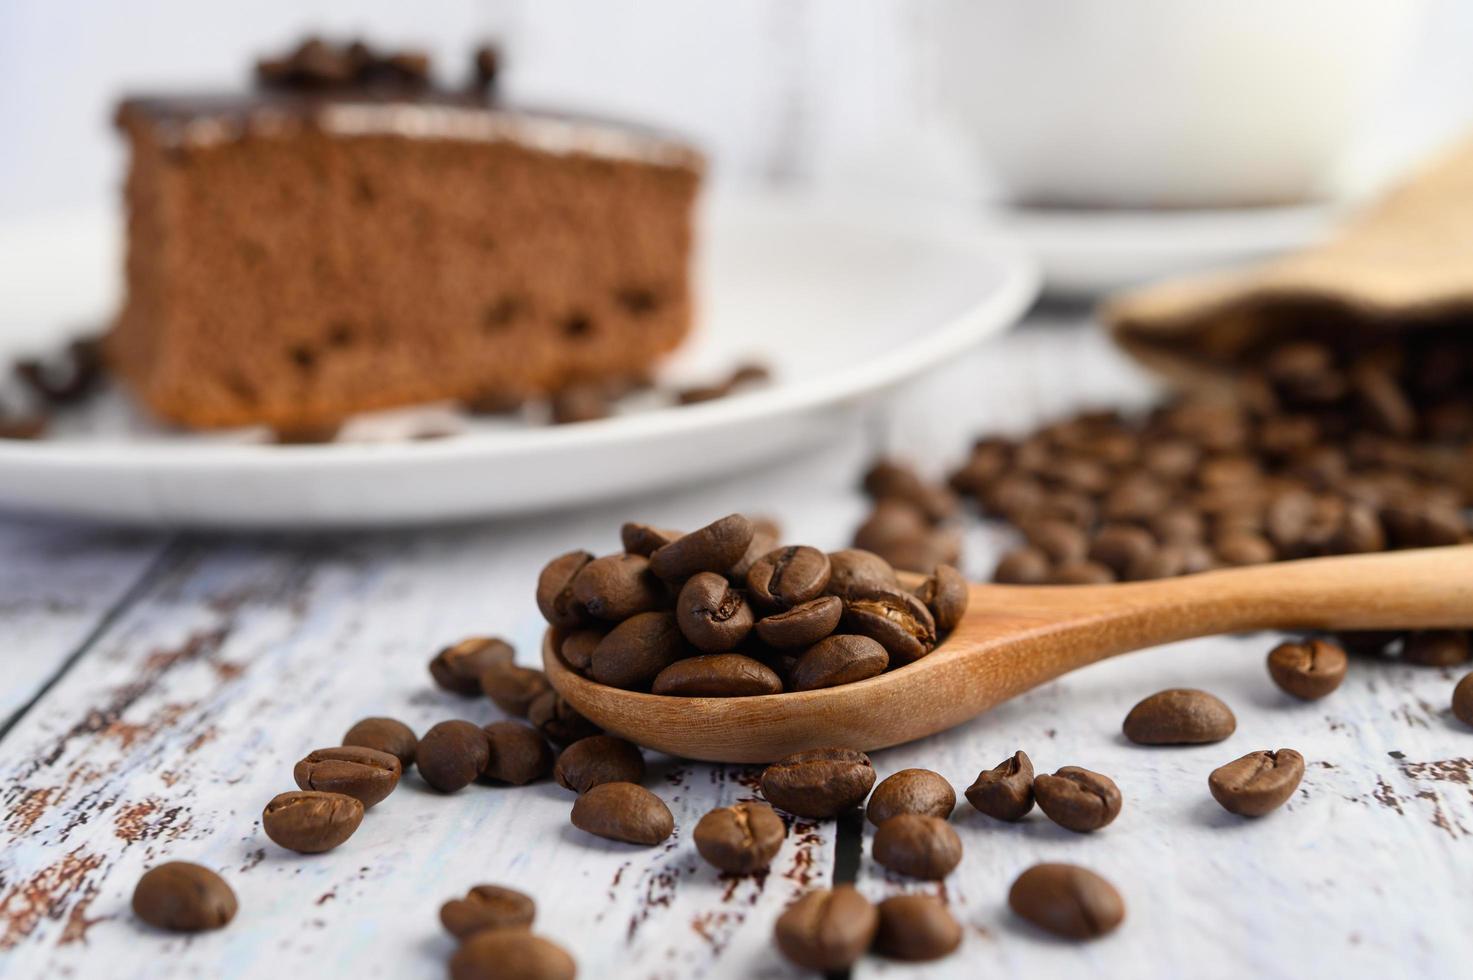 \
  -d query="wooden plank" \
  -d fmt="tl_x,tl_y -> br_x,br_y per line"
0,522 -> 171,731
